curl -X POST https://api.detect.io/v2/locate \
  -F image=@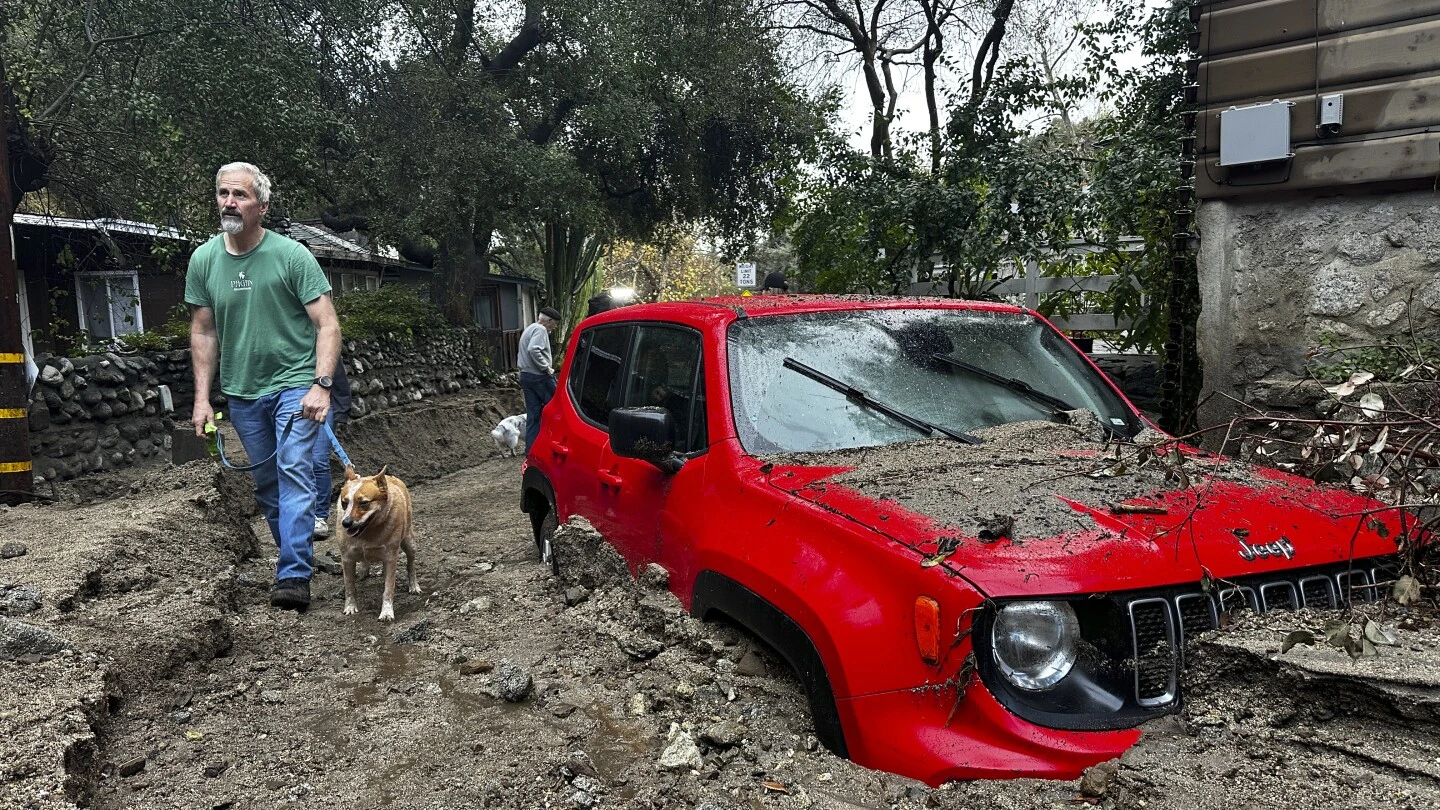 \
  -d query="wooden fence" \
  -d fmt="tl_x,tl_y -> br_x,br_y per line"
905,237 -> 1146,332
